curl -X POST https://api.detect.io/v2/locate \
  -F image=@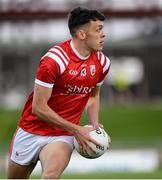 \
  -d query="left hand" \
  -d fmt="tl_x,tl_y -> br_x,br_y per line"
92,123 -> 112,147
93,123 -> 104,129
